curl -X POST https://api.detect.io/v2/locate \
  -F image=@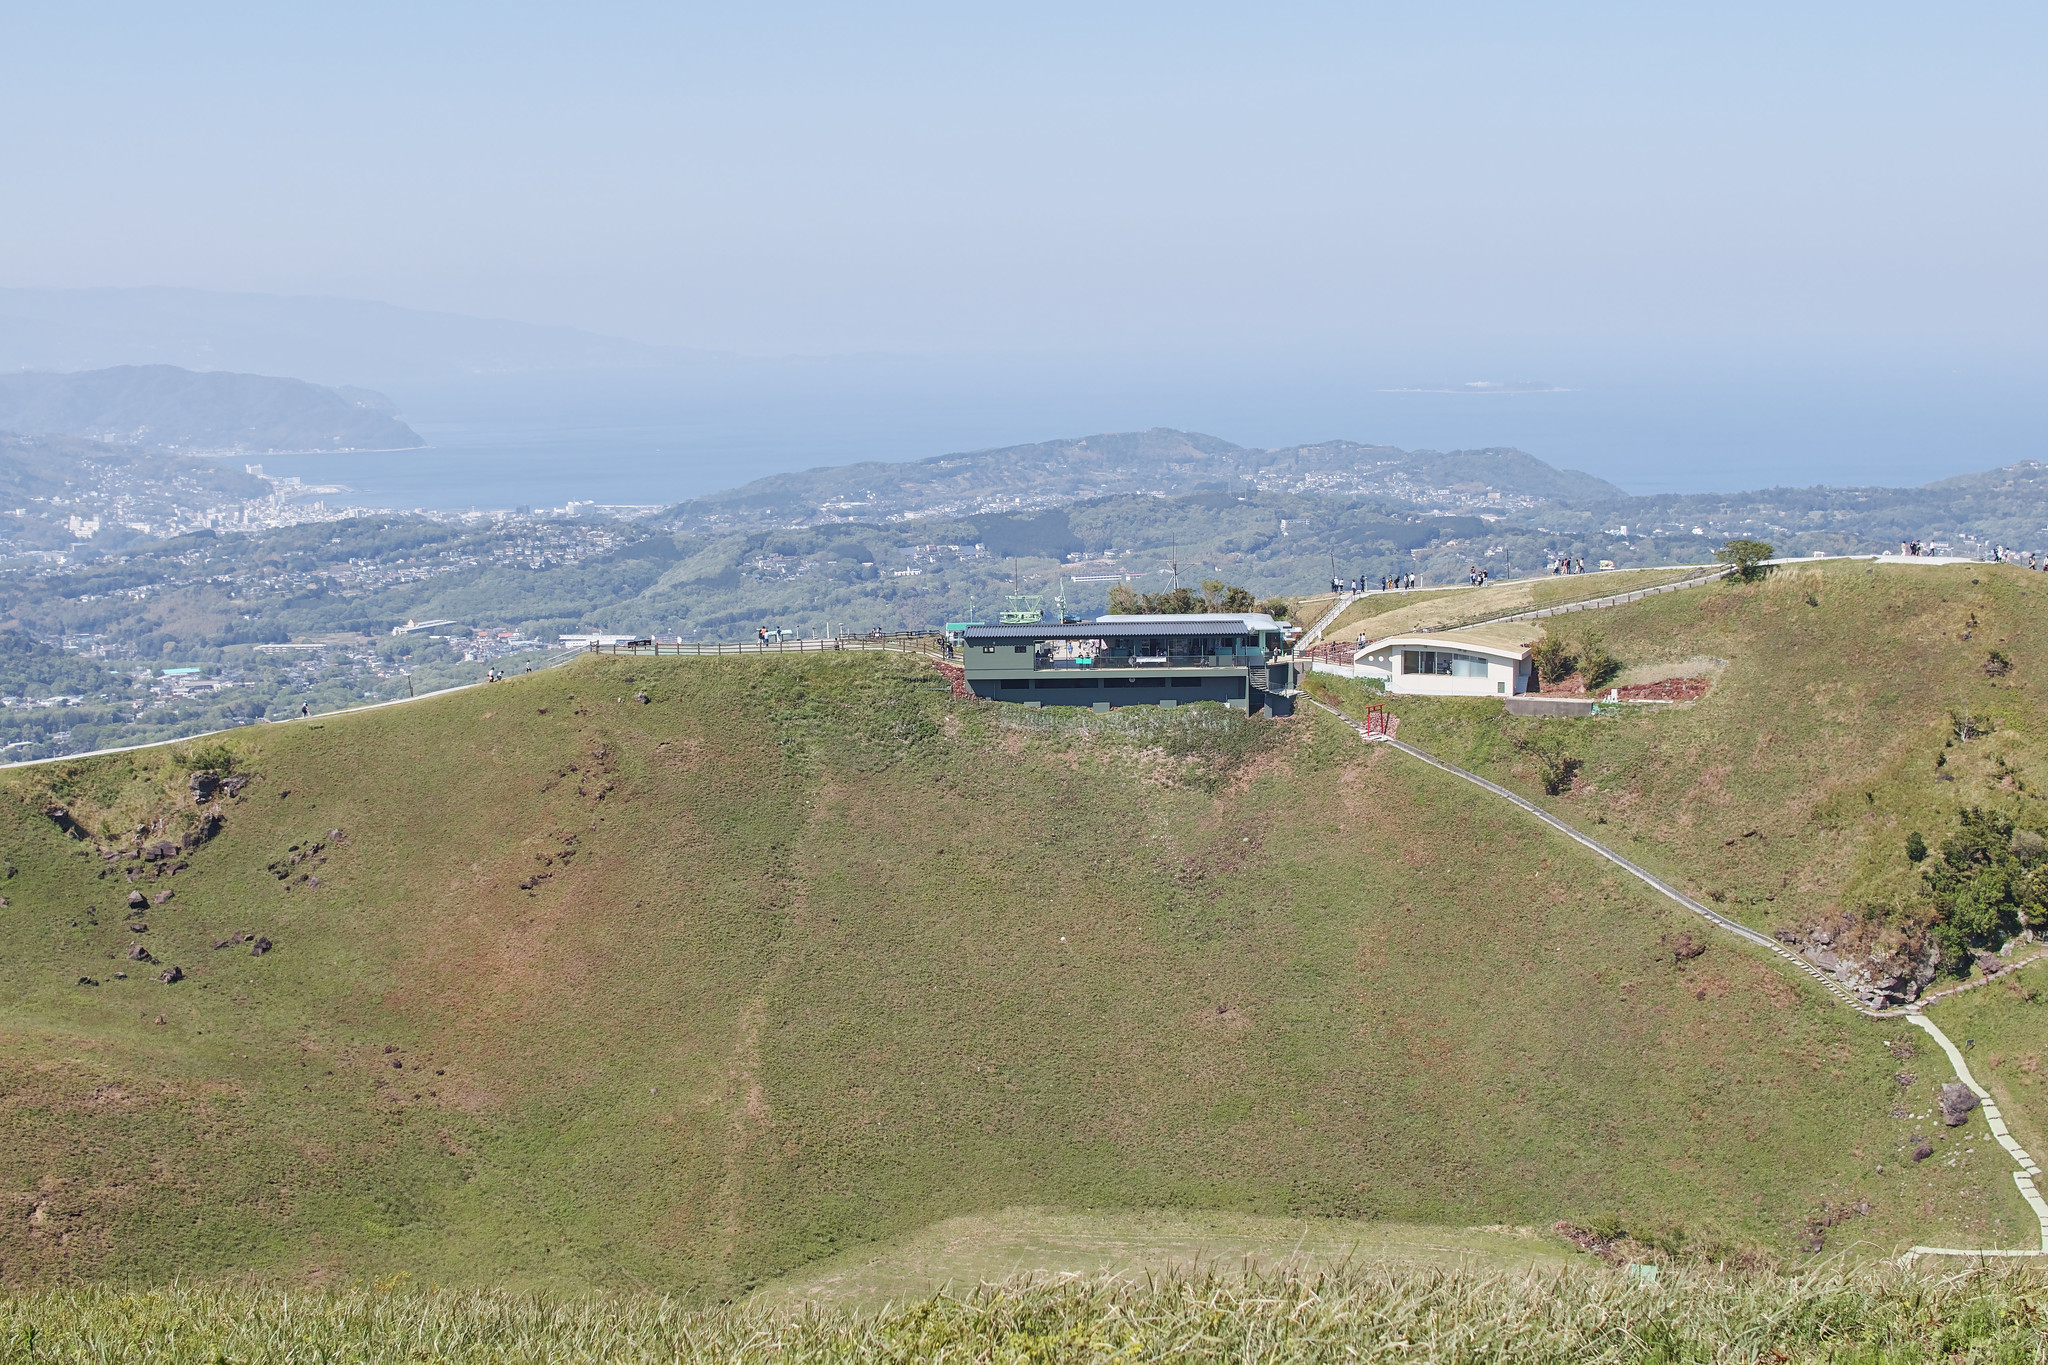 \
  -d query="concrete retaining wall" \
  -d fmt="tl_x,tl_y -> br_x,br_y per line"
1505,696 -> 1597,718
